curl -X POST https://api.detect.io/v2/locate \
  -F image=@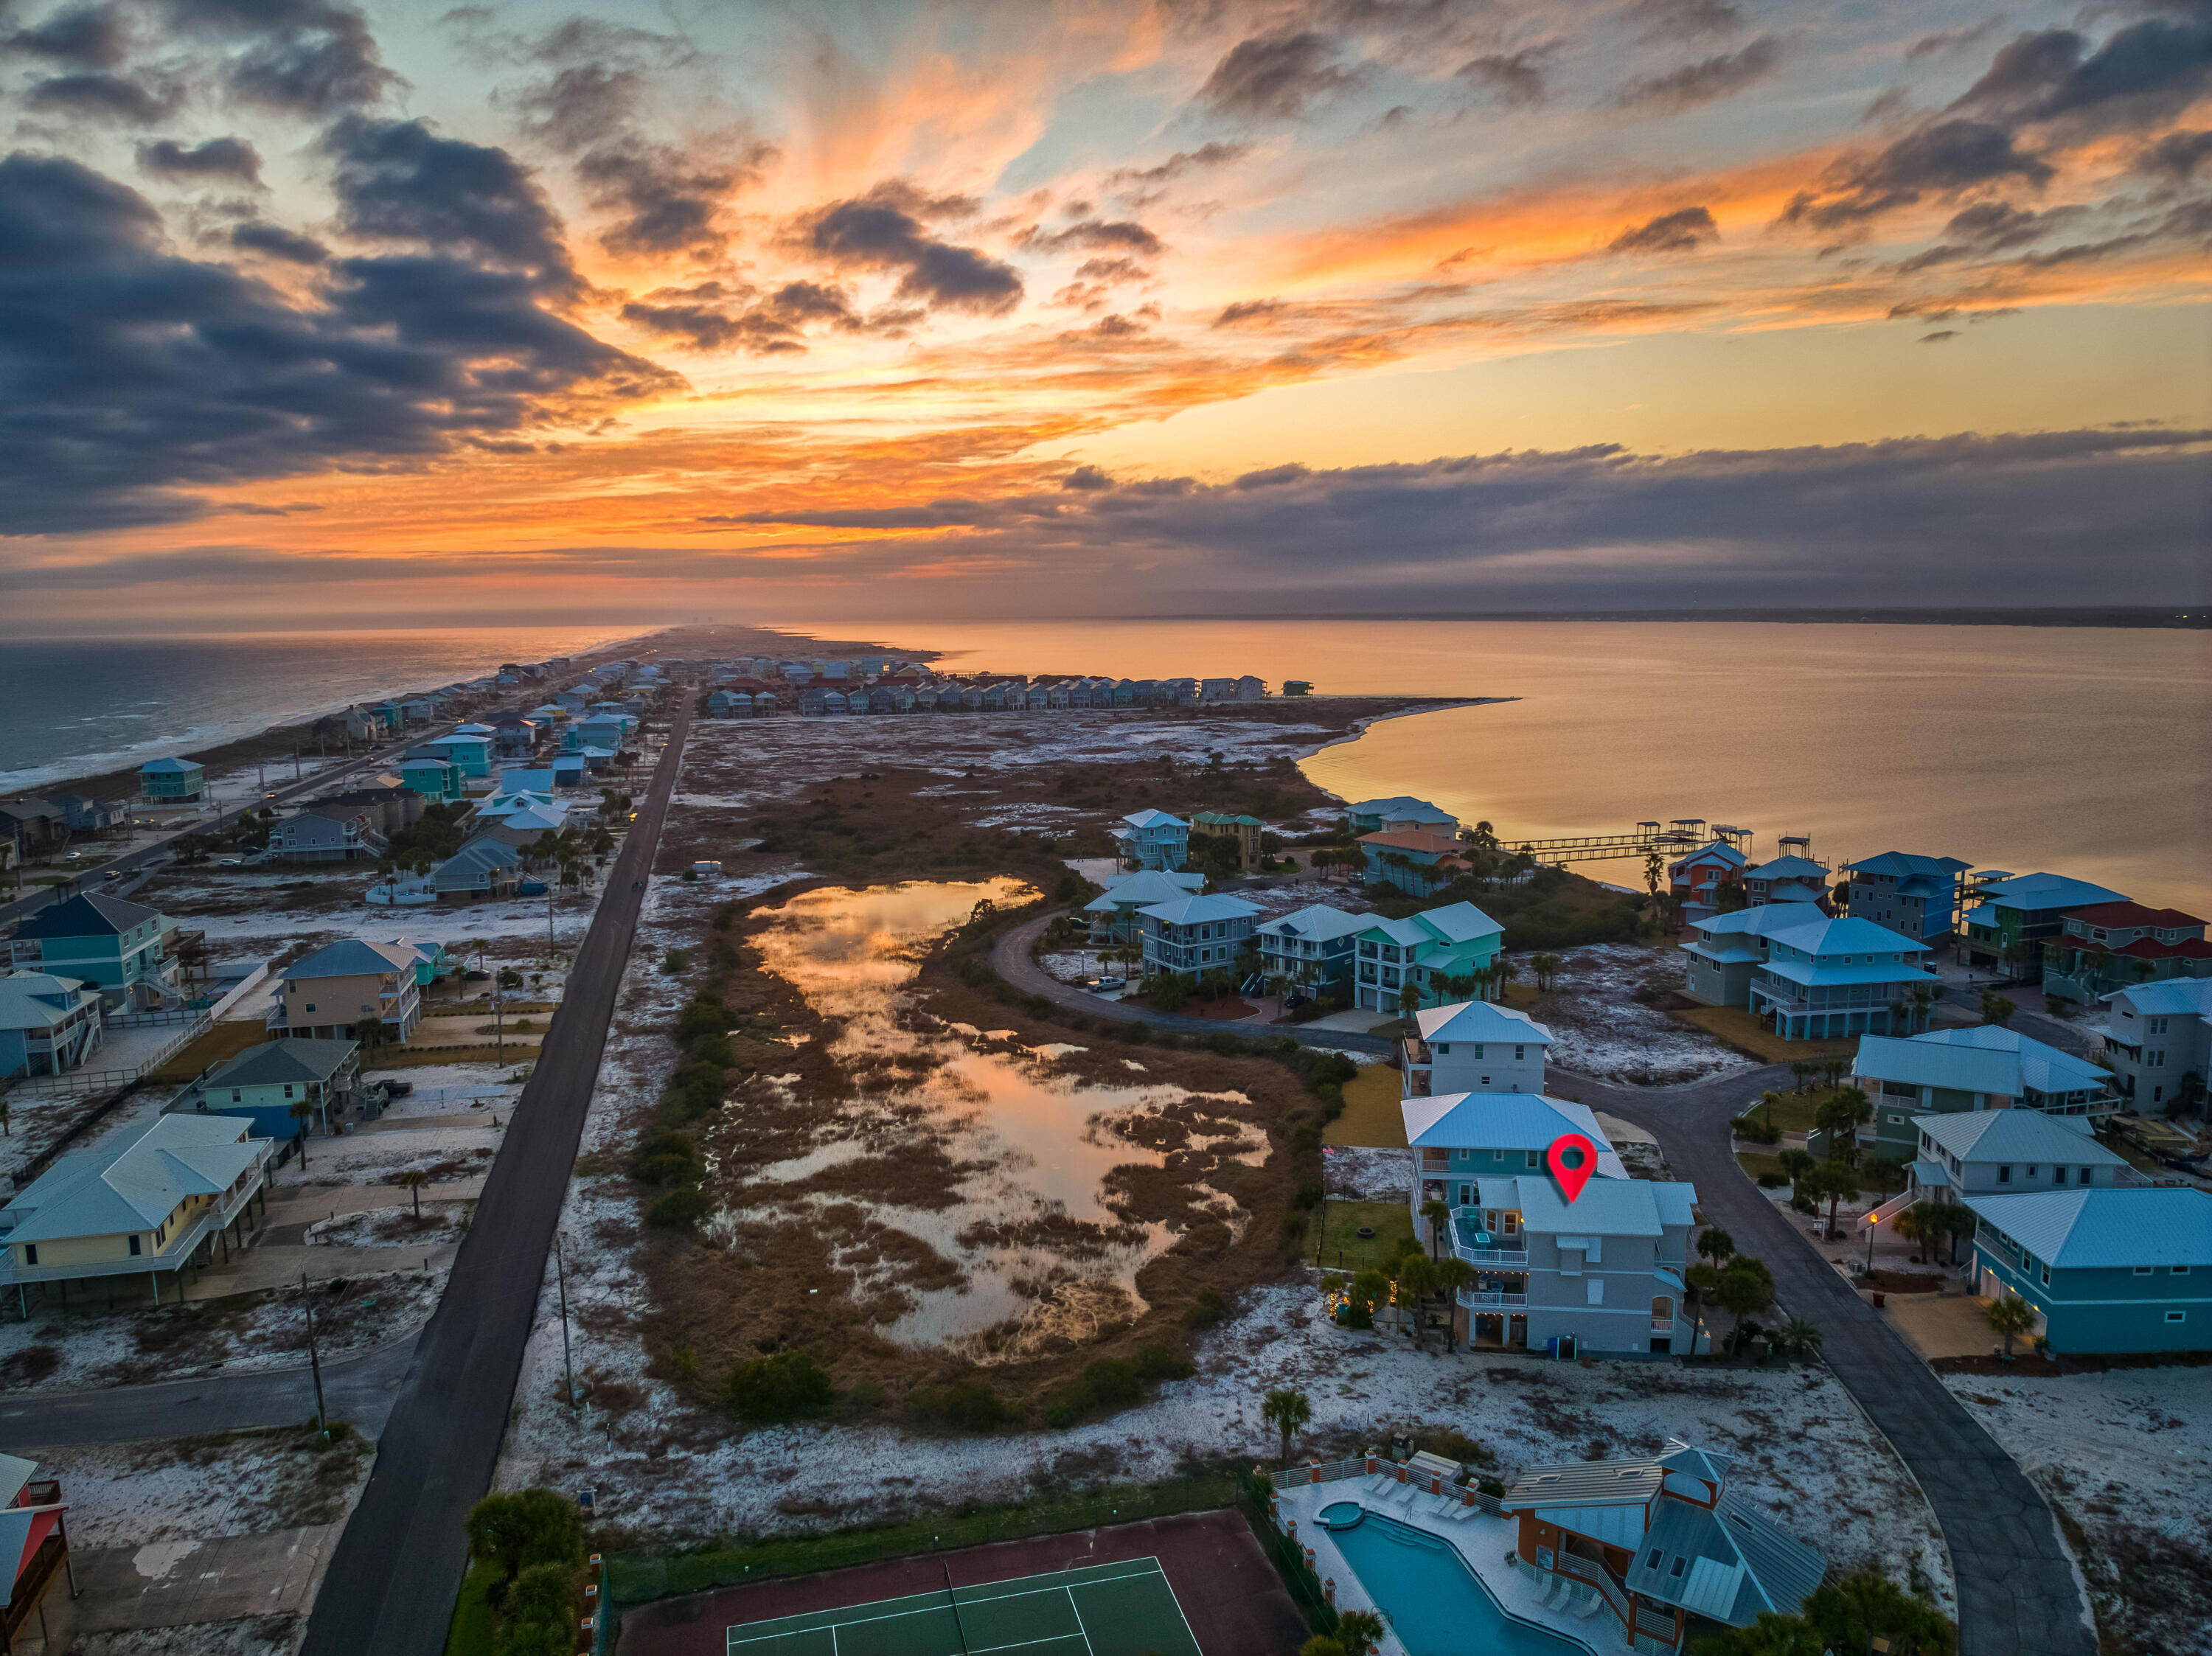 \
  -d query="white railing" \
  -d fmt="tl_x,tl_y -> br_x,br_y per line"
1454,1244 -> 1531,1267
1858,1187 -> 1924,1231
1,1012 -> 209,1099
1457,1289 -> 1528,1309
